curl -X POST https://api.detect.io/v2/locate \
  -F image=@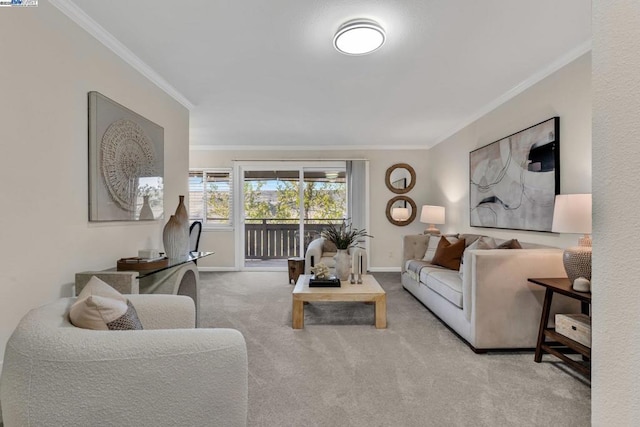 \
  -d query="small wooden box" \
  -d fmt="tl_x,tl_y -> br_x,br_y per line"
555,313 -> 591,348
